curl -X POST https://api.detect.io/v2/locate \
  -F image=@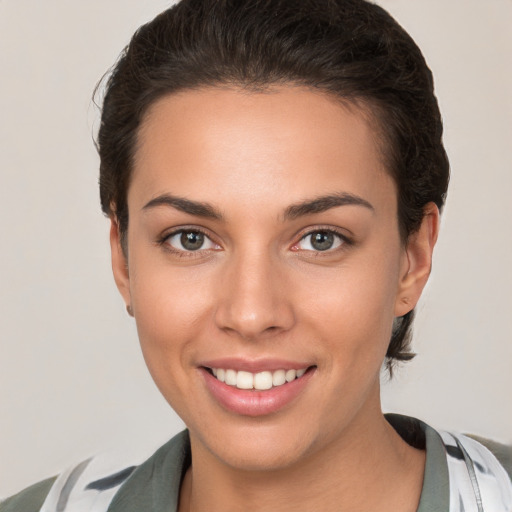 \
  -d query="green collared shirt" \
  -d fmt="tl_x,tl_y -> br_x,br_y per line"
2,415 -> 511,512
